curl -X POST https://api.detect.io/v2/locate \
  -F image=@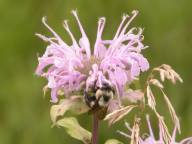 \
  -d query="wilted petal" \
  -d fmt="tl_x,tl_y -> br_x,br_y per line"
104,105 -> 136,125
